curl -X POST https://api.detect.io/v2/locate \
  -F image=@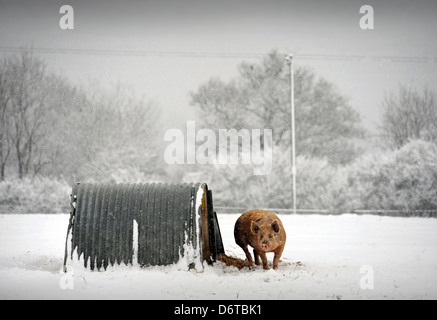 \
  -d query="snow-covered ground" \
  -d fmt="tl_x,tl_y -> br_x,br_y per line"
0,213 -> 436,300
